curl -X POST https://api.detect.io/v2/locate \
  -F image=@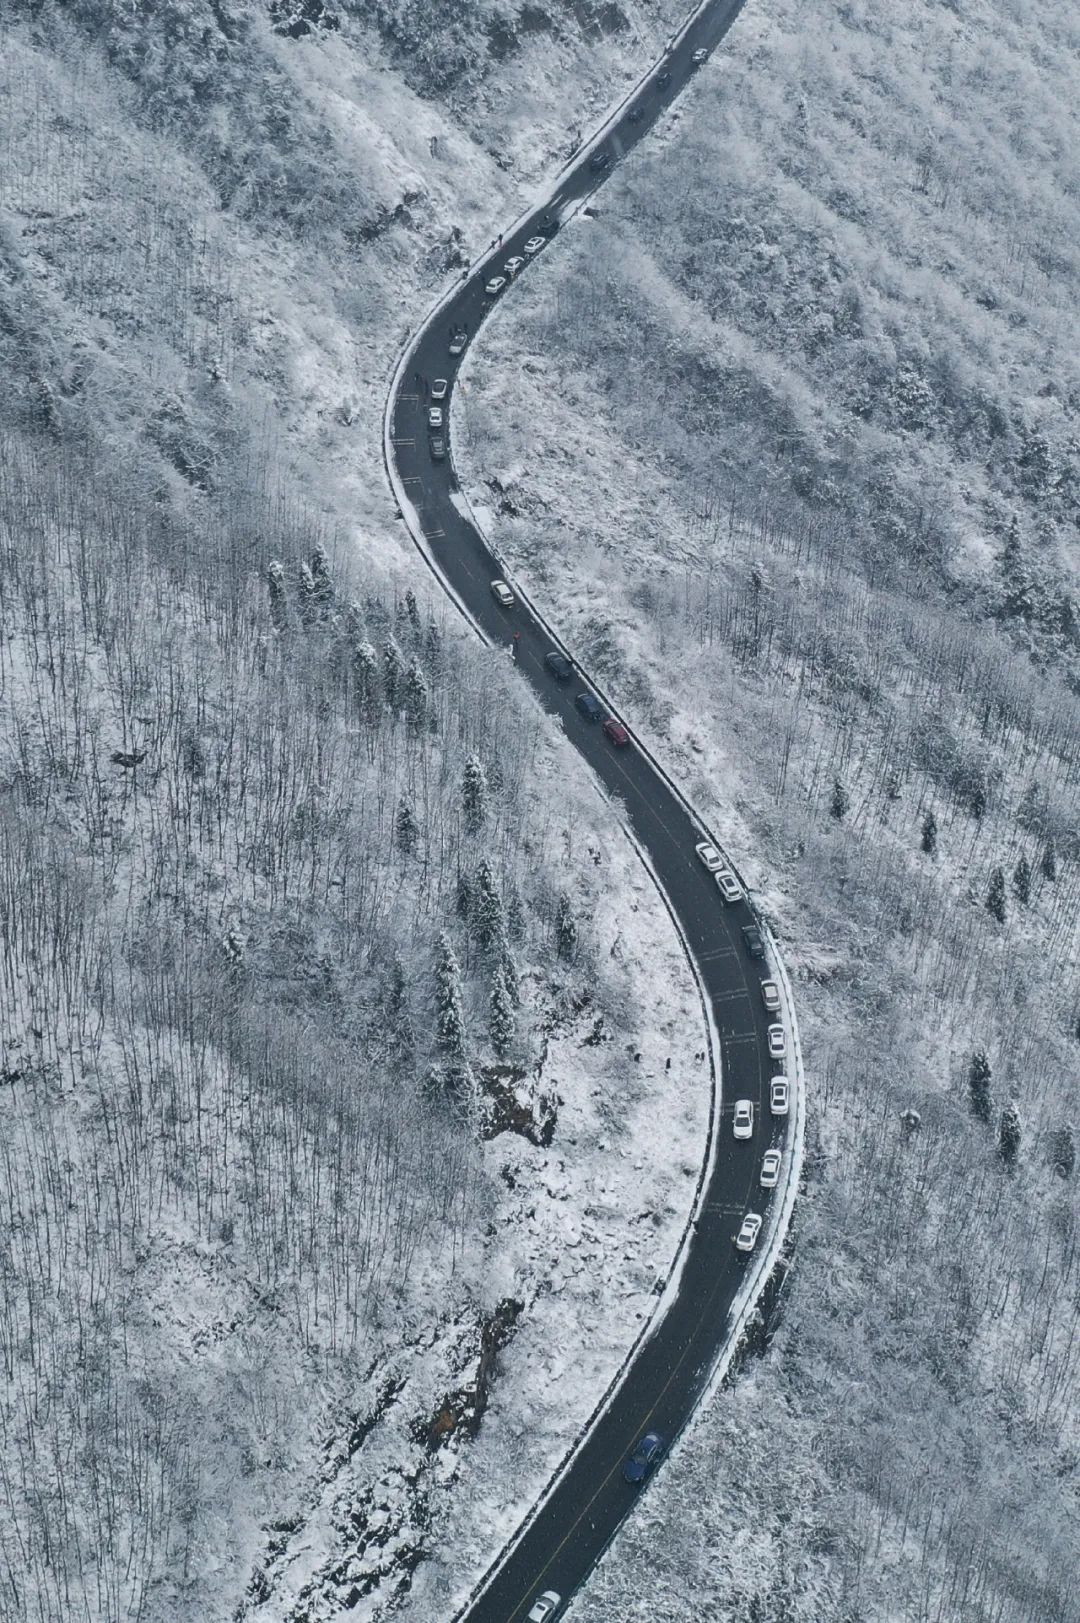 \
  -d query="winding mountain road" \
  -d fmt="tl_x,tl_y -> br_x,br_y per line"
384,2 -> 802,1617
